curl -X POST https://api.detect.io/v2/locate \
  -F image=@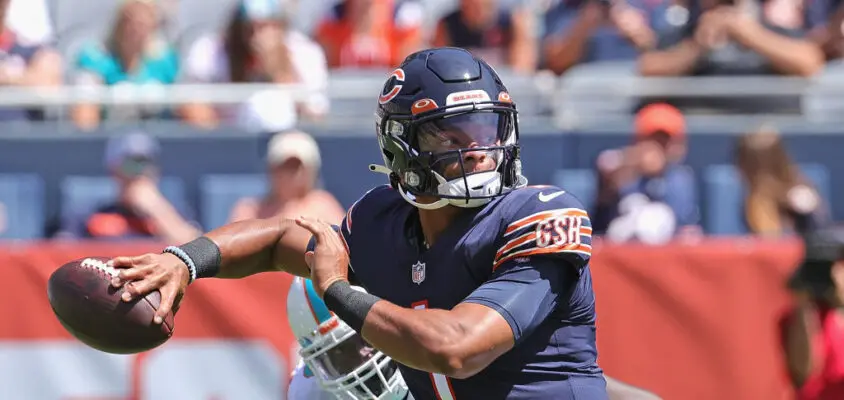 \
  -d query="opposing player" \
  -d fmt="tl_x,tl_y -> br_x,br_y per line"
287,276 -> 413,400
110,47 -> 610,398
